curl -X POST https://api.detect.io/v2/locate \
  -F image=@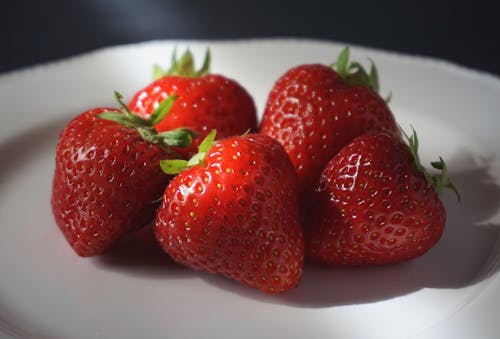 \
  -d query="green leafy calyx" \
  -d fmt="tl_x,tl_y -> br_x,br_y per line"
402,126 -> 460,201
332,47 -> 381,94
98,91 -> 196,150
153,48 -> 211,80
160,129 -> 217,175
